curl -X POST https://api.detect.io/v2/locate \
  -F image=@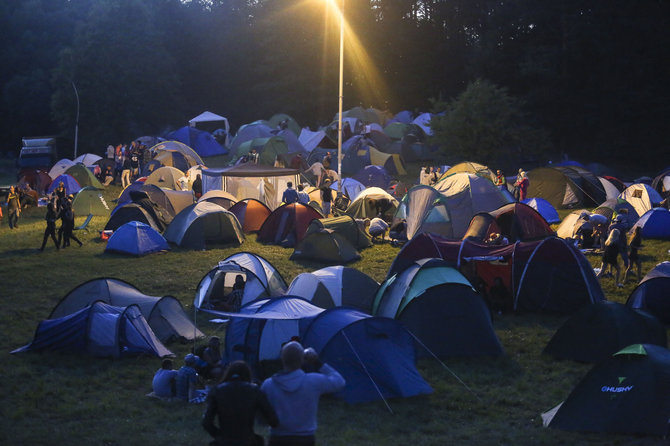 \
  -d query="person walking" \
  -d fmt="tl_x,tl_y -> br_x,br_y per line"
261,341 -> 345,446
6,185 -> 21,229
39,201 -> 60,251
